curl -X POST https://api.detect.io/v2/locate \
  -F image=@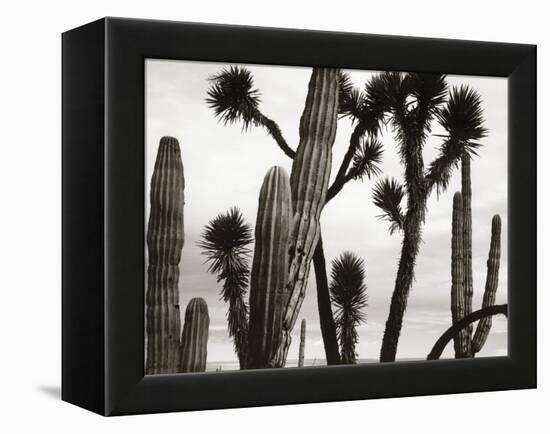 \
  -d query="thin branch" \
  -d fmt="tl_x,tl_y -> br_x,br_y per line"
256,112 -> 295,158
